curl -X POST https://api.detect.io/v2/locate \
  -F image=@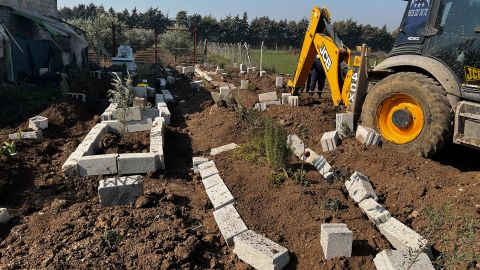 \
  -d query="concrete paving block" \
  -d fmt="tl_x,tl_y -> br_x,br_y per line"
302,148 -> 320,164
312,155 -> 334,179
198,161 -> 219,179
321,131 -> 340,152
101,103 -> 118,121
210,143 -> 240,156
29,116 -> 48,130
276,77 -> 284,88
113,107 -> 142,122
193,156 -> 209,173
264,100 -> 281,106
202,173 -> 224,190
9,130 -> 43,140
234,230 -> 290,270
320,224 -> 353,260
98,176 -> 144,207
241,80 -> 249,90
155,93 -> 165,103
287,134 -> 305,158
258,91 -> 278,103
336,113 -> 355,138
358,198 -> 391,226
356,125 -> 382,146
345,171 -> 378,203
0,208 -> 10,223
117,153 -> 159,175
205,181 -> 235,210
143,108 -> 160,120
161,90 -> 175,103
134,86 -> 148,98
281,93 -> 291,105
255,103 -> 267,112
78,154 -> 119,176
158,107 -> 171,125
133,97 -> 147,108
374,250 -> 434,270
213,204 -> 248,246
287,96 -> 299,106
378,218 -> 431,255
